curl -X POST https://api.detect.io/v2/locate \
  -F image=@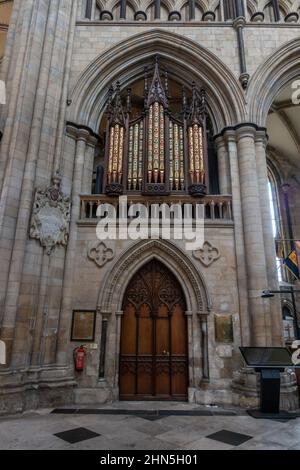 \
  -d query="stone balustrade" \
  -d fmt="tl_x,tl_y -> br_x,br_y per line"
79,194 -> 233,222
